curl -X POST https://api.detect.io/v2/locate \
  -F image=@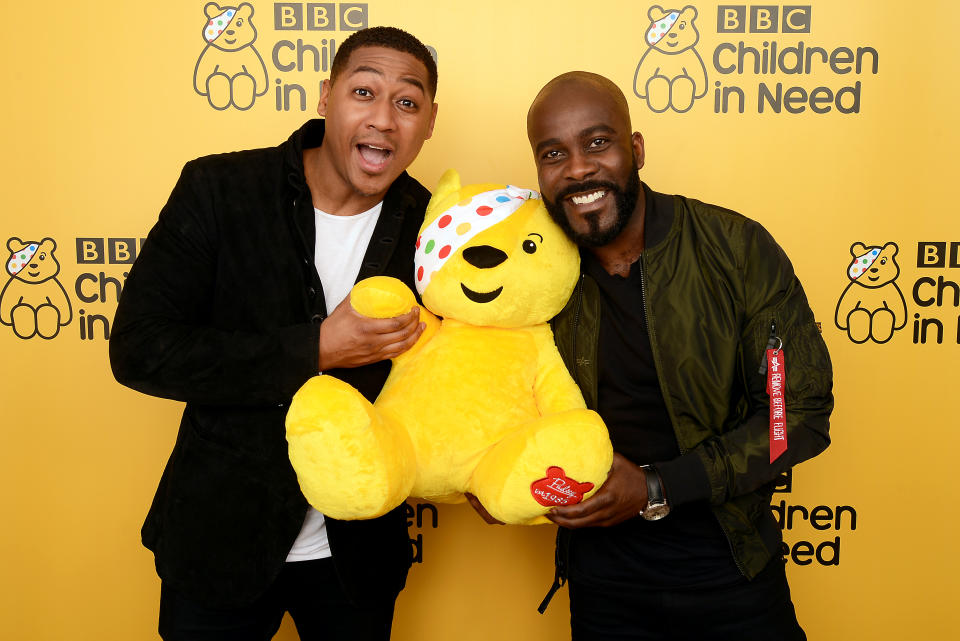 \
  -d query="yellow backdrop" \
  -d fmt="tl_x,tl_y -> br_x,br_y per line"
2,1 -> 957,639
